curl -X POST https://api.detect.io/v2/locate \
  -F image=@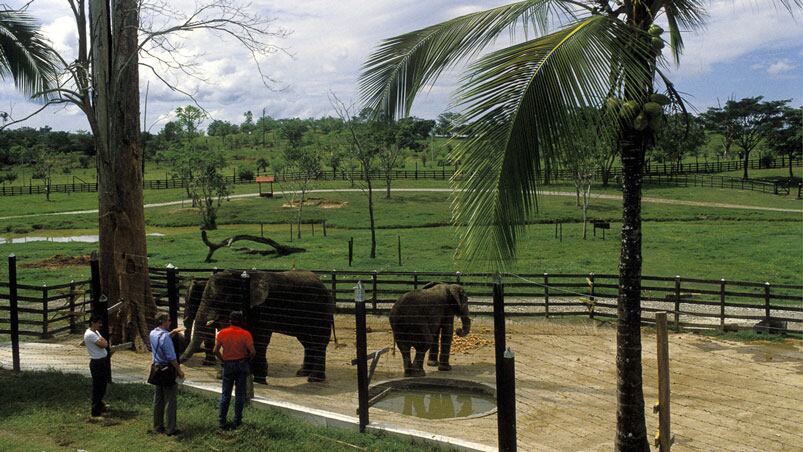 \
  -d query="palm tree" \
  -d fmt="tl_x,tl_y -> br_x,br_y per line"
0,7 -> 58,99
360,1 -> 800,450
